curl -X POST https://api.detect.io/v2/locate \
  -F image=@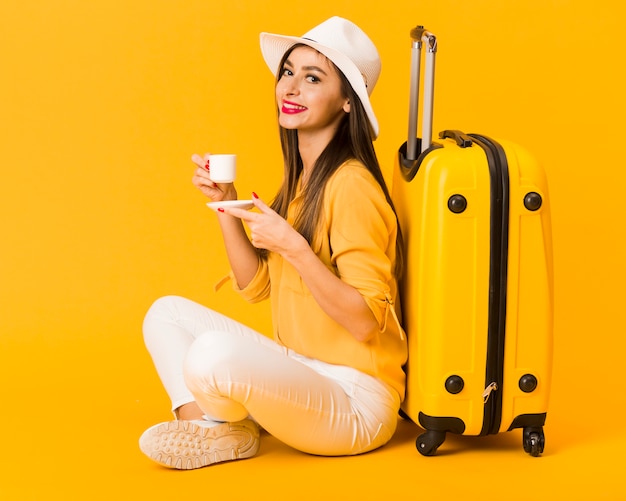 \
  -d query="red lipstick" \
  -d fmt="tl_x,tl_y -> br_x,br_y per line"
281,100 -> 307,115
